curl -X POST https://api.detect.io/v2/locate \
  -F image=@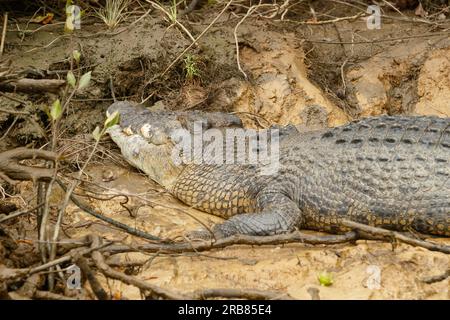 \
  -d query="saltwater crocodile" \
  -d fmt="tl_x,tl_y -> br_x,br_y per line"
107,101 -> 450,238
